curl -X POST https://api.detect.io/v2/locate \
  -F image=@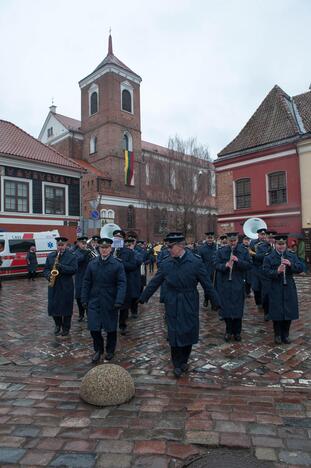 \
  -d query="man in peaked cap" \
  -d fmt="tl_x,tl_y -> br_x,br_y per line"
198,232 -> 217,308
263,235 -> 303,344
81,237 -> 126,363
73,236 -> 90,322
249,228 -> 272,320
139,232 -> 220,378
44,236 -> 78,336
213,232 -> 251,342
